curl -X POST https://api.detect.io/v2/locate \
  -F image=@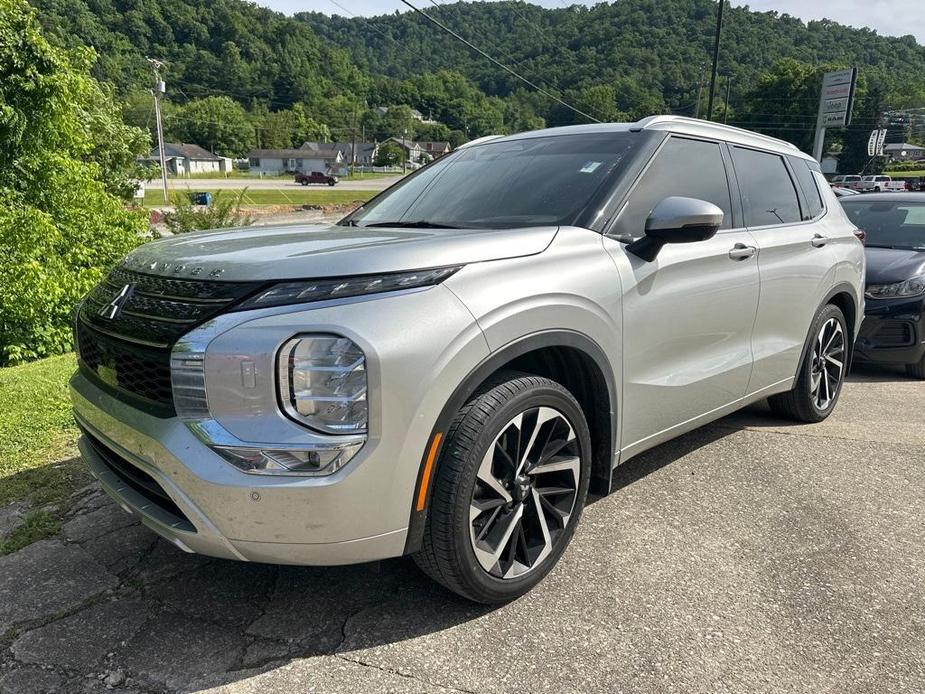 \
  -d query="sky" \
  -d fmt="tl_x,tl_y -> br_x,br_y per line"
256,0 -> 925,45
